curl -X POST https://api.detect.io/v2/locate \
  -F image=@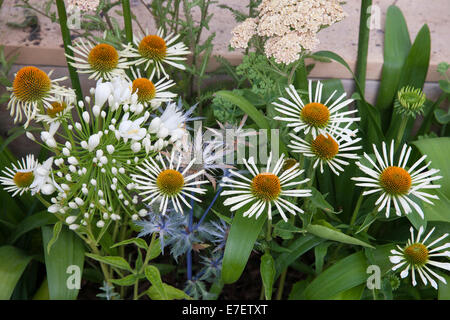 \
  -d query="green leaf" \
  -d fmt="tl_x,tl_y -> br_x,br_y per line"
364,244 -> 396,276
305,224 -> 374,248
275,234 -> 324,278
434,108 -> 450,125
438,275 -> 450,300
215,90 -> 288,155
110,274 -> 139,286
144,265 -> 168,300
314,242 -> 332,274
272,220 -> 304,240
260,252 -> 276,300
413,137 -> 450,196
375,5 -> 411,118
386,24 -> 431,141
288,280 -> 308,300
42,225 -> 85,300
421,189 -> 450,223
302,251 -> 368,299
8,211 -> 57,244
331,284 -> 365,300
110,238 -> 148,250
147,283 -> 192,300
0,246 -> 33,299
221,206 -> 267,284
85,253 -> 132,272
